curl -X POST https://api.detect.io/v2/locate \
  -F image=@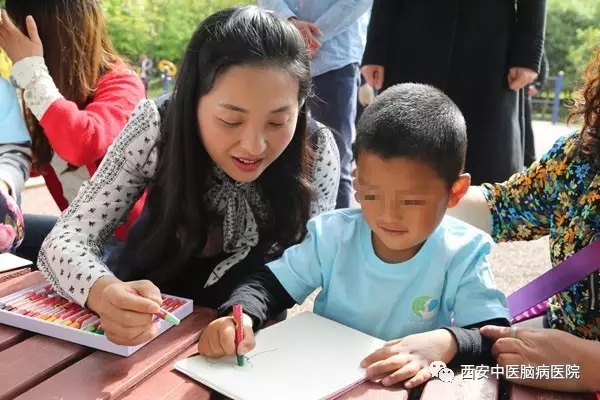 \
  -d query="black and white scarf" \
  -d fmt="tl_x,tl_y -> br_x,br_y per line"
203,166 -> 267,287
